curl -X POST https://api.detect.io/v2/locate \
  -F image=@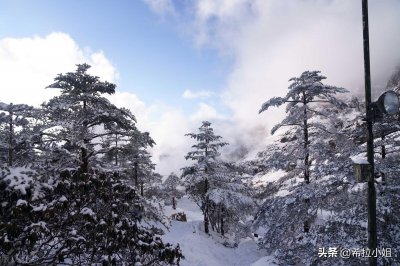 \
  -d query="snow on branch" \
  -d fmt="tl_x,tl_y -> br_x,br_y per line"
259,97 -> 287,113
